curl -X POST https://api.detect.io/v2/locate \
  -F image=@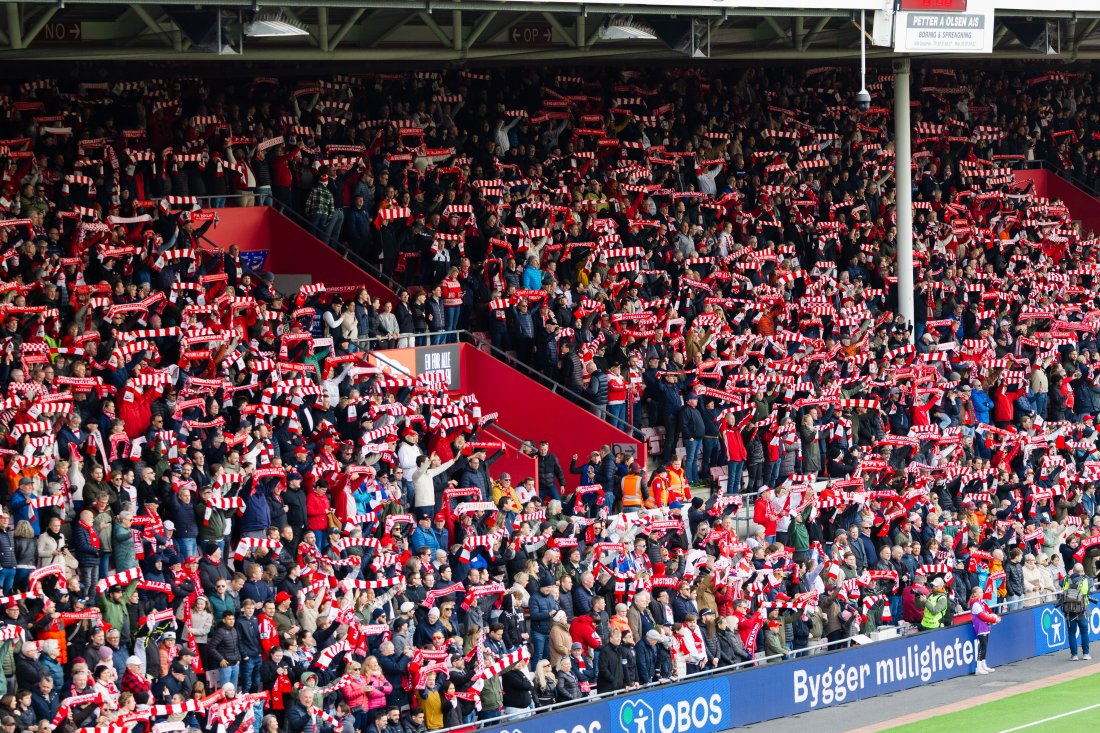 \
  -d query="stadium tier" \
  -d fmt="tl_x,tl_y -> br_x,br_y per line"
0,62 -> 1099,733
